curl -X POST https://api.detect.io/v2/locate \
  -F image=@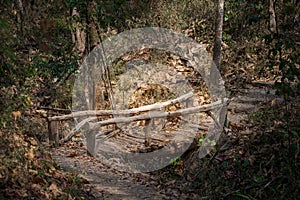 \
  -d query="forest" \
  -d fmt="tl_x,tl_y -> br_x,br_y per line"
0,0 -> 299,199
